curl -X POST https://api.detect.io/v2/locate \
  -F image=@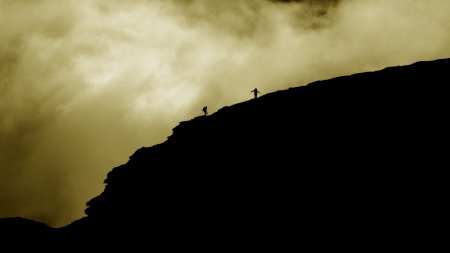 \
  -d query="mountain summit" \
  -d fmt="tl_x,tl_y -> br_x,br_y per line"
1,58 -> 449,249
